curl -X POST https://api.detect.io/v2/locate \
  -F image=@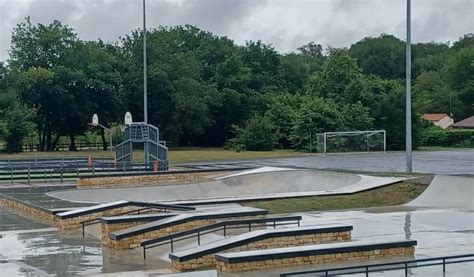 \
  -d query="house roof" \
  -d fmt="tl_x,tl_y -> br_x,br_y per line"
422,113 -> 450,122
452,116 -> 474,128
